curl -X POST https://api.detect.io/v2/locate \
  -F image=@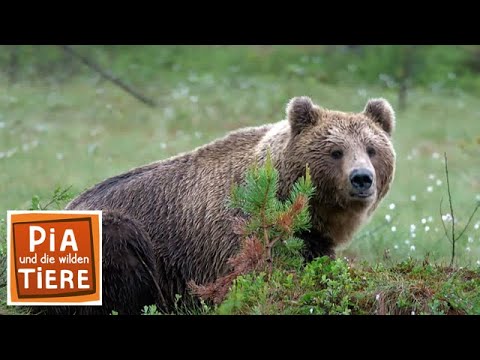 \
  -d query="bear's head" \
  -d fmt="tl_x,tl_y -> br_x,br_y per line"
283,96 -> 396,218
